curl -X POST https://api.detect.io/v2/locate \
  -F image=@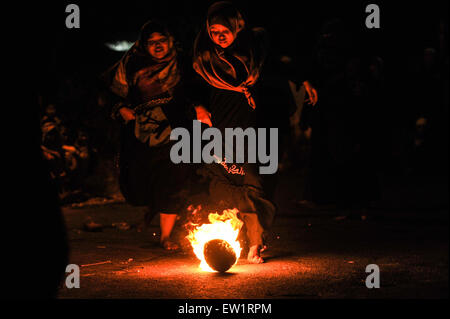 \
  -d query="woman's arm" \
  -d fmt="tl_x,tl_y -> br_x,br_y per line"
183,62 -> 213,126
109,97 -> 135,122
102,52 -> 137,122
303,81 -> 318,106
291,56 -> 319,106
194,105 -> 212,127
118,106 -> 136,122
